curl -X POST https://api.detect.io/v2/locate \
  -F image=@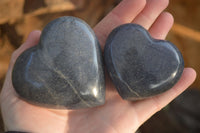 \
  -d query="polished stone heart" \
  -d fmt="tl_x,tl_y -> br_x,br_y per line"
104,24 -> 184,100
12,16 -> 105,109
